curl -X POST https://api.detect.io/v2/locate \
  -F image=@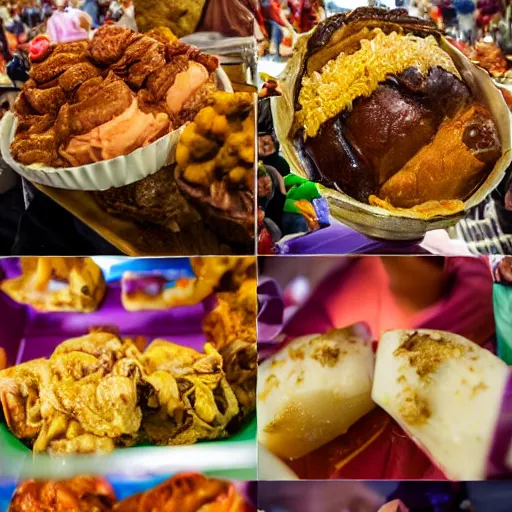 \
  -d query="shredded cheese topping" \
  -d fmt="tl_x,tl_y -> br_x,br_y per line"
297,29 -> 461,138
